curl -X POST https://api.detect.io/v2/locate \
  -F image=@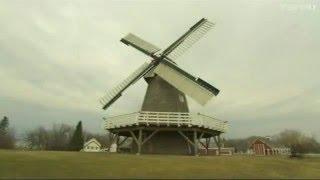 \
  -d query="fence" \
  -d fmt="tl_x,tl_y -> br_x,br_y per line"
104,111 -> 228,132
